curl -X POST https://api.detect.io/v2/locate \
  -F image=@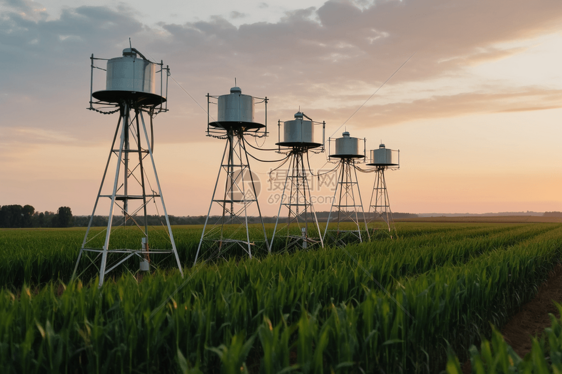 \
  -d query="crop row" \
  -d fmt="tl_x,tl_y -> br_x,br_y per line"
0,224 -> 561,372
0,223 -> 552,289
